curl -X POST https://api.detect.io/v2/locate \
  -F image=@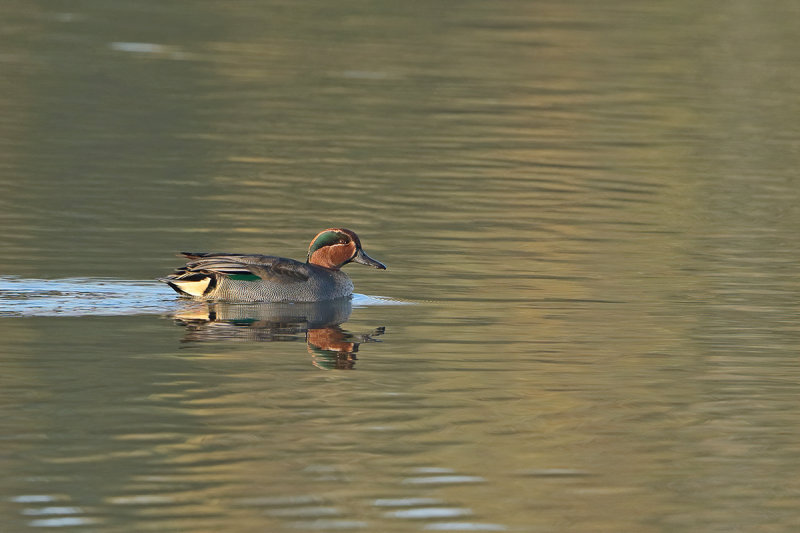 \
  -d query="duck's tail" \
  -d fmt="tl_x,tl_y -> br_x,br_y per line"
158,273 -> 215,297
